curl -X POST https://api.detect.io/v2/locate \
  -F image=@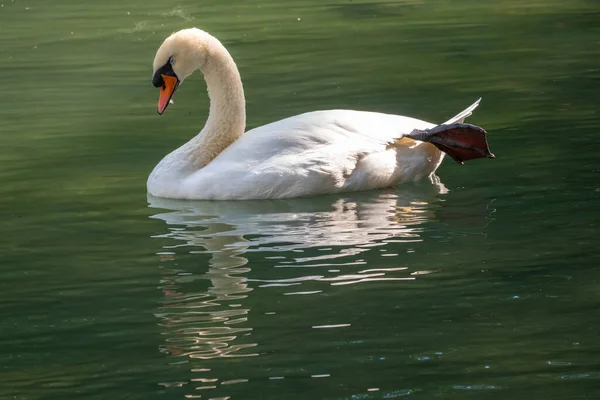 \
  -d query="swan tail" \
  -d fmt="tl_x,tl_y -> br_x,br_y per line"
443,98 -> 481,125
406,123 -> 495,165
